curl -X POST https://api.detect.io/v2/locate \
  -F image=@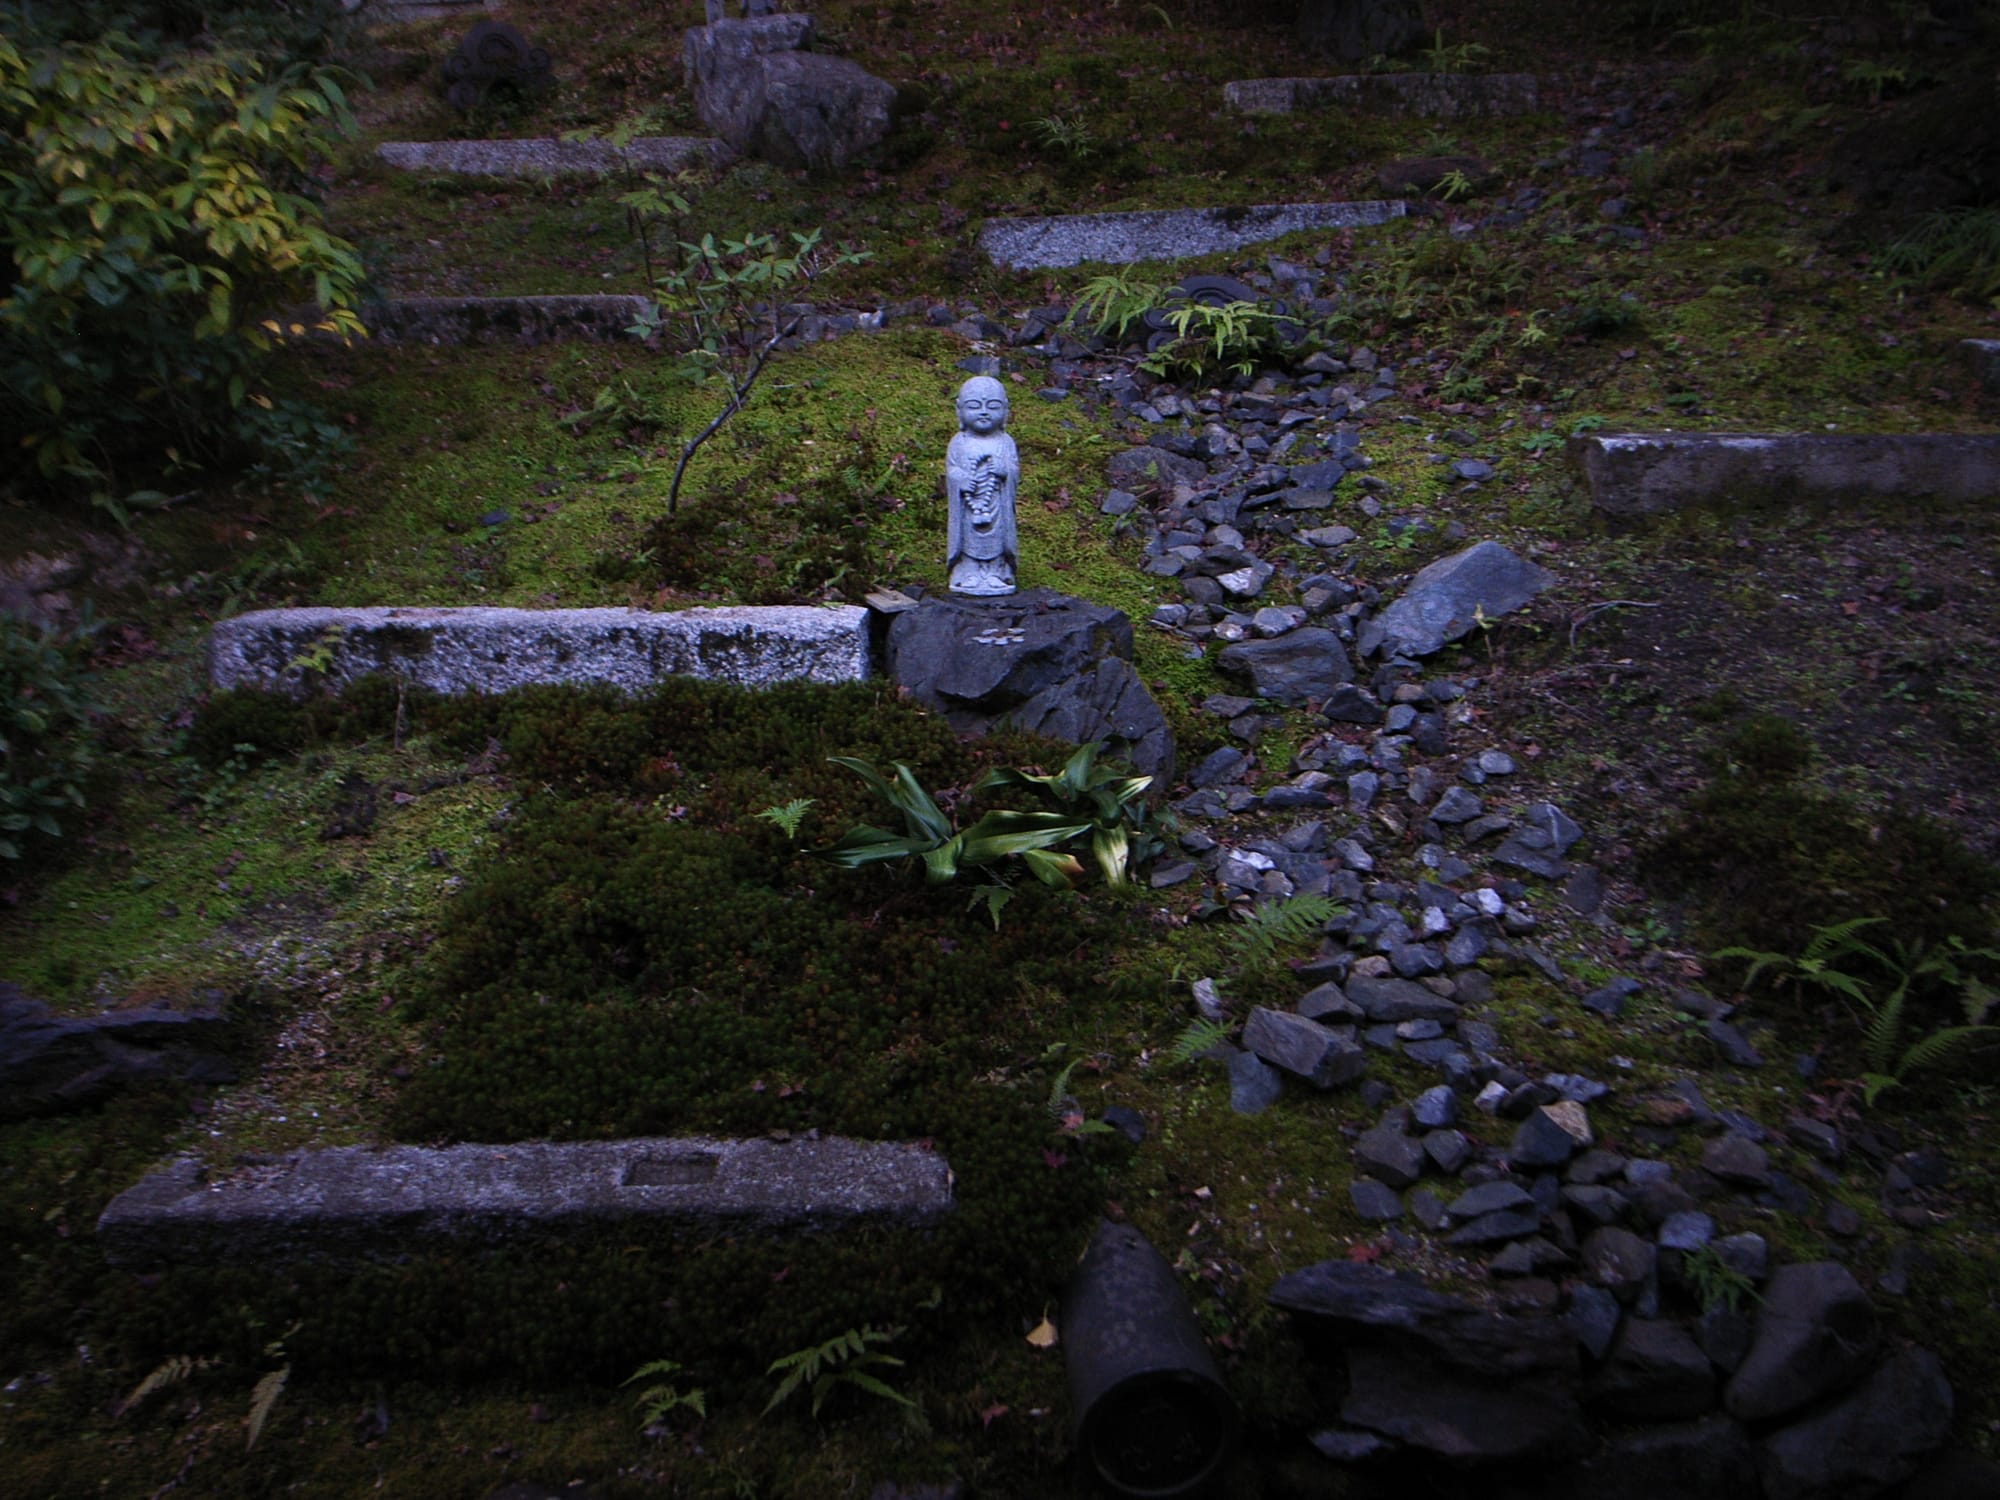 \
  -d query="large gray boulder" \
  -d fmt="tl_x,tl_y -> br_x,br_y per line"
1758,1347 -> 1953,1500
0,983 -> 235,1121
683,17 -> 894,173
1369,540 -> 1556,657
1295,0 -> 1424,60
1725,1261 -> 1879,1422
1216,628 -> 1353,707
883,590 -> 1174,784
